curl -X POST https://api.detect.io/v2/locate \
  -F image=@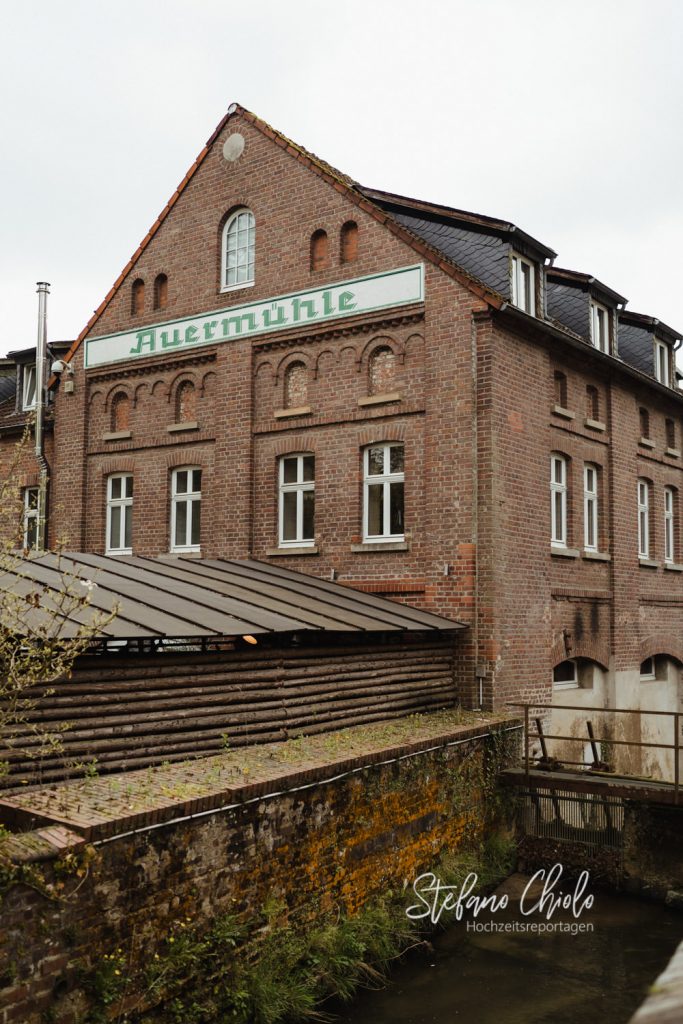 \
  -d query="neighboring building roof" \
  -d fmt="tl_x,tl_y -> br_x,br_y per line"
0,375 -> 15,405
2,553 -> 466,640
